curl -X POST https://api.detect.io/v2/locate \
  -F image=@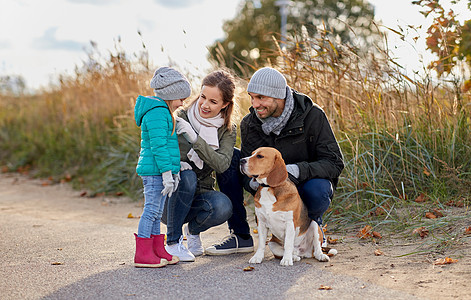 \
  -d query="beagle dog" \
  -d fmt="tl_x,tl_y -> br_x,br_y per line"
240,147 -> 337,266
